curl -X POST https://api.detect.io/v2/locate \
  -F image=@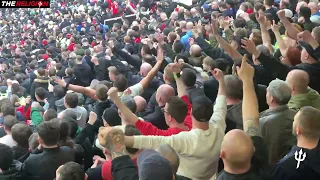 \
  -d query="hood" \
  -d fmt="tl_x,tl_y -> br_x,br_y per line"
55,97 -> 65,114
288,88 -> 320,112
65,107 -> 85,121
